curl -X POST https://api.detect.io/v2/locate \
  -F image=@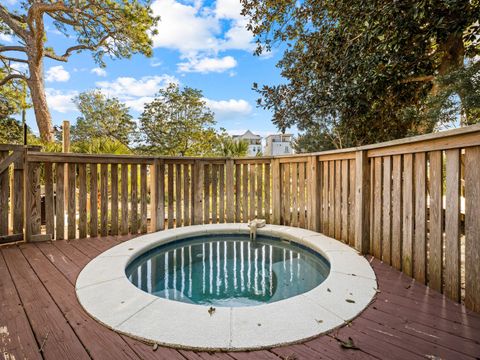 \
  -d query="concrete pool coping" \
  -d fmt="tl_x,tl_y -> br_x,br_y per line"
75,224 -> 377,351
